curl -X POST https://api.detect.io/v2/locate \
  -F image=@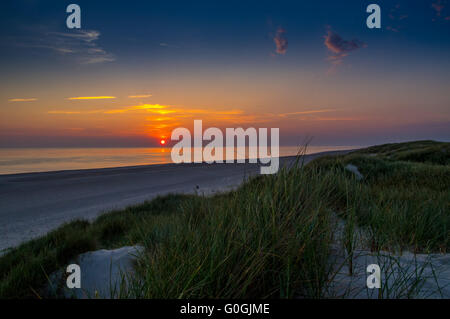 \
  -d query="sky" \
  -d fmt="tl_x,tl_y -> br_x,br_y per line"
0,0 -> 449,147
